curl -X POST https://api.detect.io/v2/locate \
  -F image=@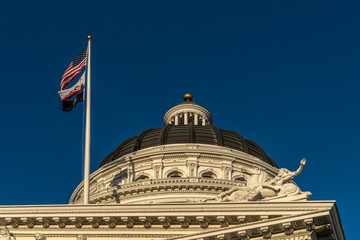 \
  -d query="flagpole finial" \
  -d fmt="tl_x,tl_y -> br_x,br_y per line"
87,35 -> 92,41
